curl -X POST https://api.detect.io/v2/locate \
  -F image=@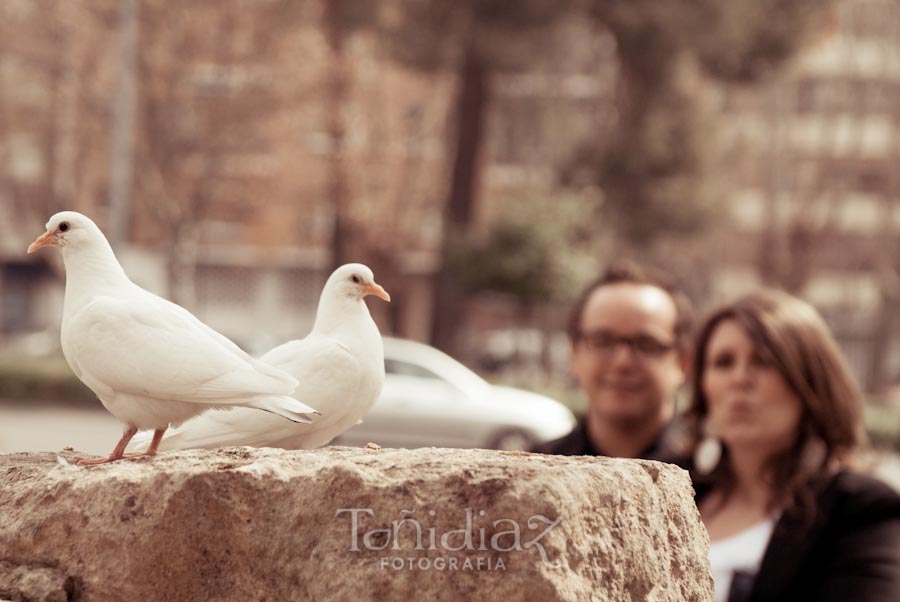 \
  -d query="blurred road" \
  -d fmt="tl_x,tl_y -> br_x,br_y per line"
0,401 -> 121,455
3,401 -> 900,493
